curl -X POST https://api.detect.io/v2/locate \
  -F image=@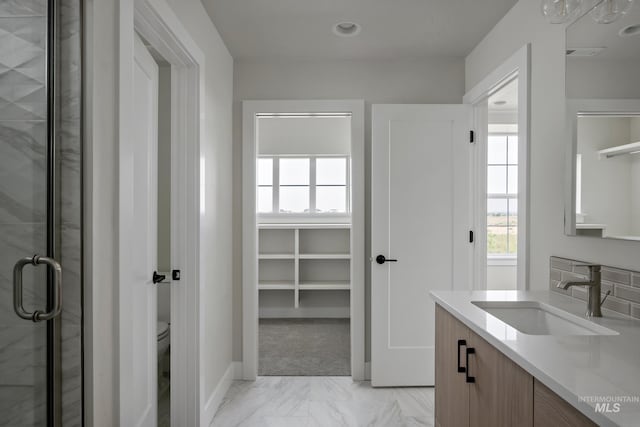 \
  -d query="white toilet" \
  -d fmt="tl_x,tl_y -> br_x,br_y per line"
157,321 -> 170,358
